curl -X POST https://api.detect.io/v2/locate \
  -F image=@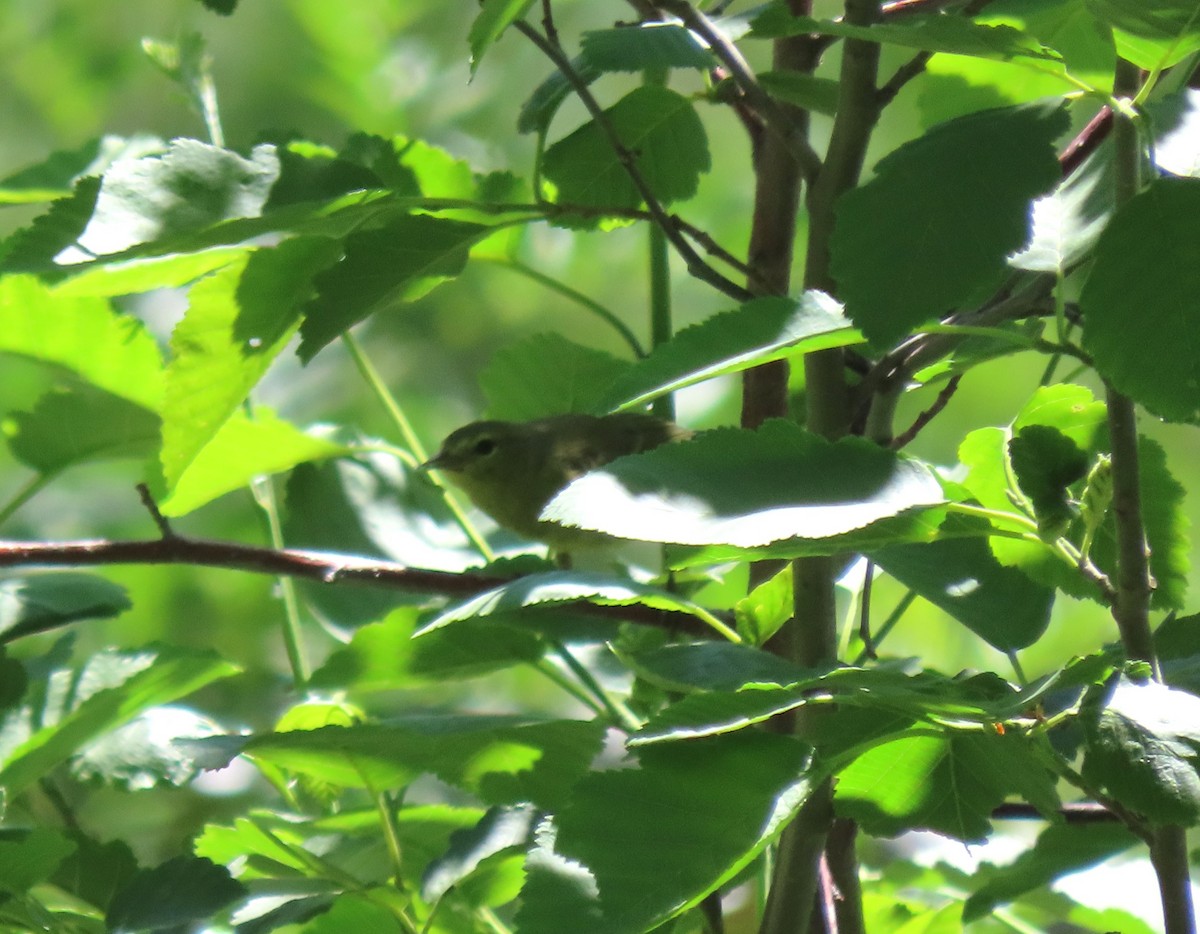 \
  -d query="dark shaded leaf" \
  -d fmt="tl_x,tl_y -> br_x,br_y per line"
106,855 -> 246,932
